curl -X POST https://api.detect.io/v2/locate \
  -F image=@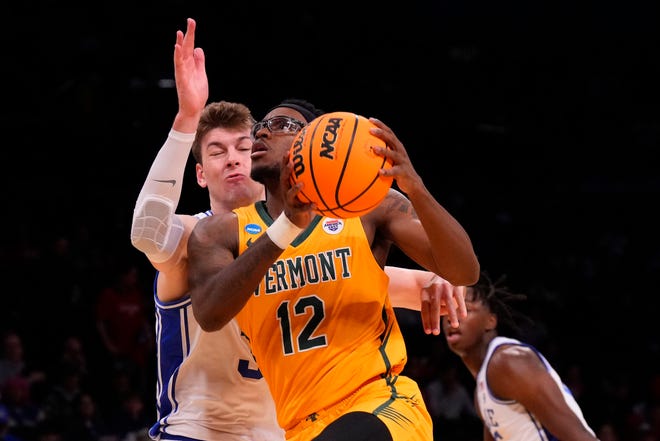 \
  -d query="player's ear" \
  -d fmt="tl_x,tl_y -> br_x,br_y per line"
196,163 -> 208,188
485,313 -> 497,332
